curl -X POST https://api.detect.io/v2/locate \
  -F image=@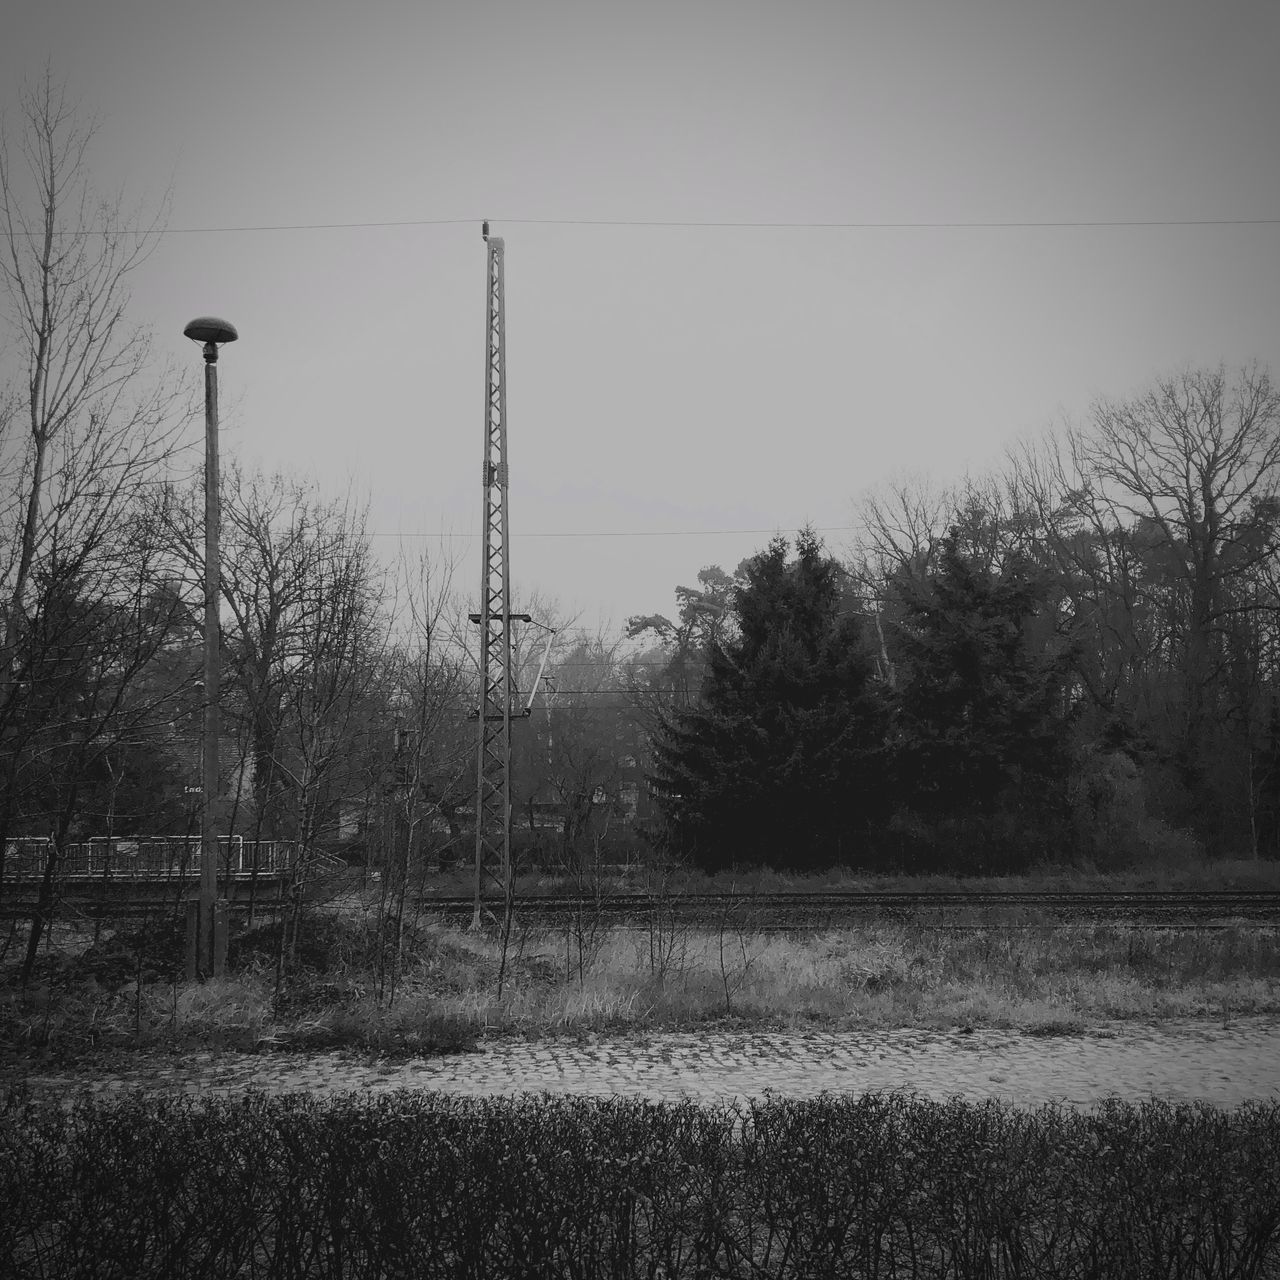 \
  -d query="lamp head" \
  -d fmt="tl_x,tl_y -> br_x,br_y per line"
183,317 -> 238,345
184,316 -> 238,364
